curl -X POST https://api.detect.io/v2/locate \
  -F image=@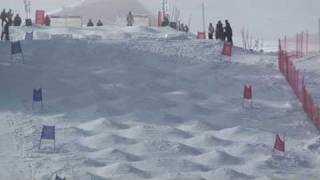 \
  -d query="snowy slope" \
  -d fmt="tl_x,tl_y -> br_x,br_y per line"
0,26 -> 319,180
